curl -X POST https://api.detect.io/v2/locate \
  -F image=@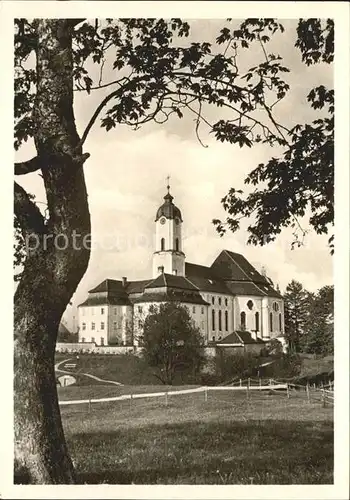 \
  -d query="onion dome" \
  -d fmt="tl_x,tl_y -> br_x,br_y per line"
155,185 -> 183,222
